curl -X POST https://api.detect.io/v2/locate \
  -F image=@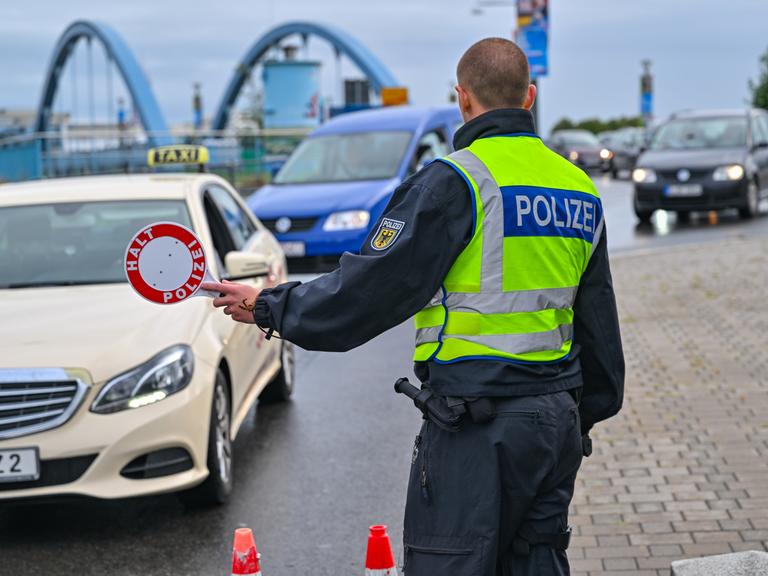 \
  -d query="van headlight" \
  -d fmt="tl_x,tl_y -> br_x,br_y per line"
712,164 -> 745,181
322,210 -> 370,231
632,168 -> 657,183
91,345 -> 194,414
